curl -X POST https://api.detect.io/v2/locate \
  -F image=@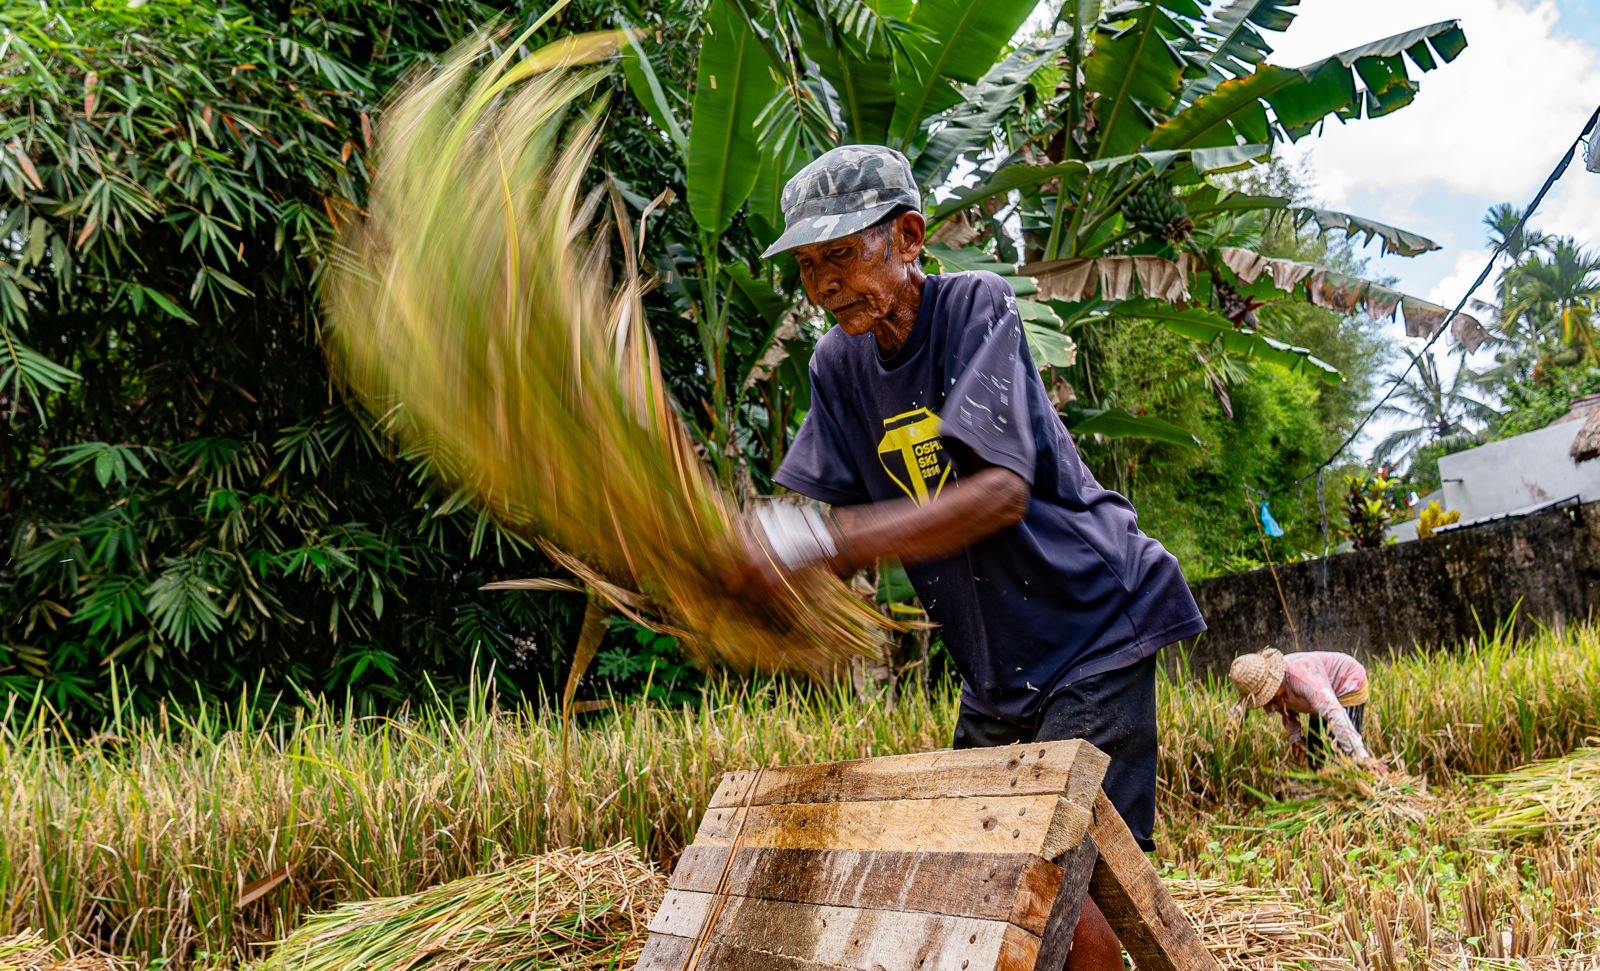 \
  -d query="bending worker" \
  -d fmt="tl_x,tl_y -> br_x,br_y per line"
732,145 -> 1206,971
1228,647 -> 1390,773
